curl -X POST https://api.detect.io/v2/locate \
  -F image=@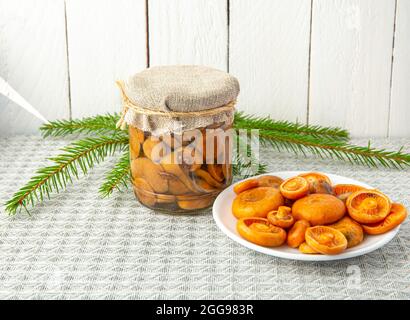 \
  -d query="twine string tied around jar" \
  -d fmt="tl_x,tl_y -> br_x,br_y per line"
115,81 -> 236,130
